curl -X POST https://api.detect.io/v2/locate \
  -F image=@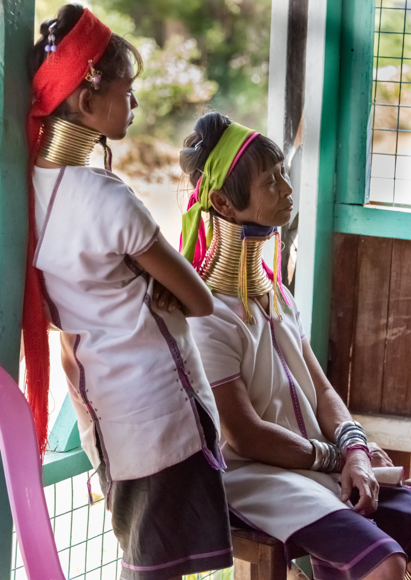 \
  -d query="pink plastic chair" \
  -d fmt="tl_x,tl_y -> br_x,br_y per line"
0,365 -> 65,580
